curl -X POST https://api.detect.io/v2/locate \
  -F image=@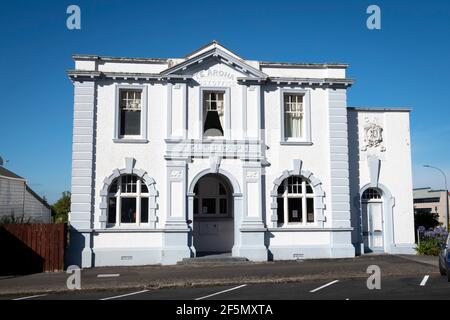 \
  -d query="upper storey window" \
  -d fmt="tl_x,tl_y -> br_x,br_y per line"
284,94 -> 304,139
280,89 -> 312,145
114,85 -> 147,143
120,89 -> 142,136
203,91 -> 225,137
